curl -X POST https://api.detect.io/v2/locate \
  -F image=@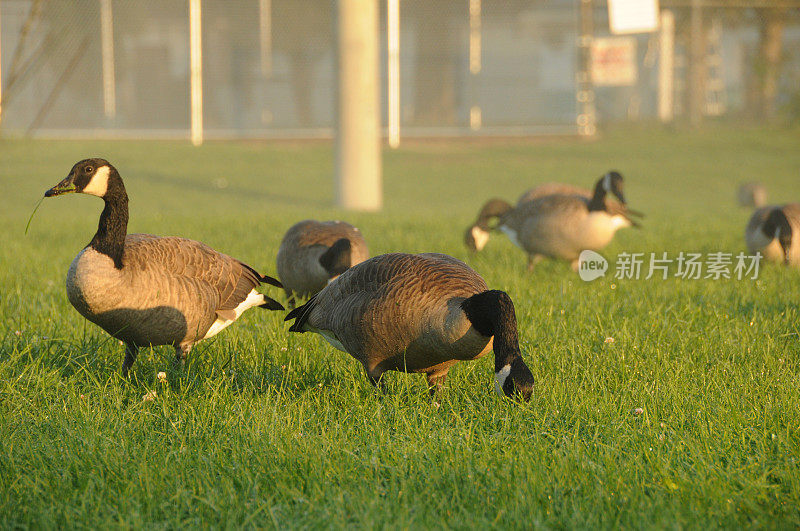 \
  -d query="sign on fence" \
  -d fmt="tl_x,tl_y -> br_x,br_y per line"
591,37 -> 638,86
608,0 -> 659,35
